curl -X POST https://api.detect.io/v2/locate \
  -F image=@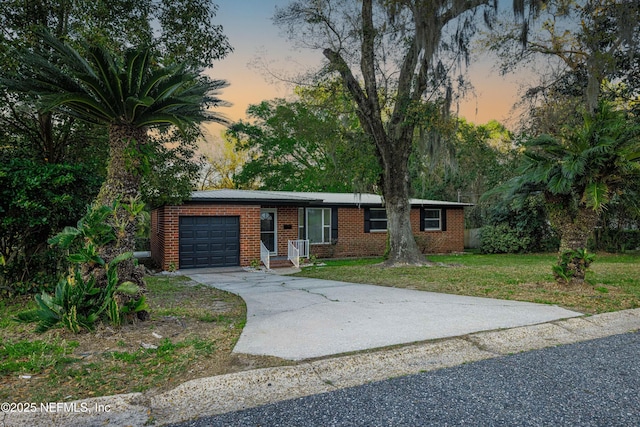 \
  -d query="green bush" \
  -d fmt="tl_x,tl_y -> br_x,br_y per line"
16,253 -> 147,333
480,224 -> 532,254
0,159 -> 102,294
480,196 -> 559,254
16,201 -> 149,333
590,229 -> 640,252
